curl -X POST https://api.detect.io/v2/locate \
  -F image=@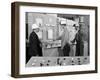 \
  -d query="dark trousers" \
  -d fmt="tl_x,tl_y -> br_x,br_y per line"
75,42 -> 84,56
63,43 -> 70,56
